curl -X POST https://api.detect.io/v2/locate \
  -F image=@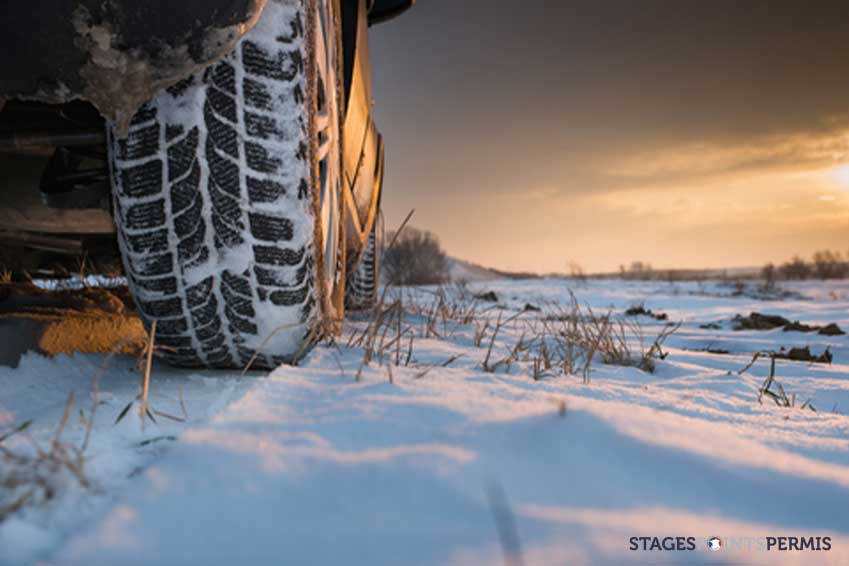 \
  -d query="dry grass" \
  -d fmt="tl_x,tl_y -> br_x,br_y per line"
738,351 -> 817,411
117,320 -> 186,426
345,282 -> 492,379
535,292 -> 680,382
0,392 -> 89,522
139,320 -> 156,429
481,311 -> 528,373
341,284 -> 680,386
406,284 -> 489,339
0,322 -> 190,524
